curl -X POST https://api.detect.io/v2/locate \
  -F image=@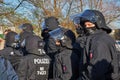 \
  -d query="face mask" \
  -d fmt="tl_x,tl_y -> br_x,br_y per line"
84,27 -> 97,36
74,23 -> 85,36
41,31 -> 49,39
76,27 -> 85,36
